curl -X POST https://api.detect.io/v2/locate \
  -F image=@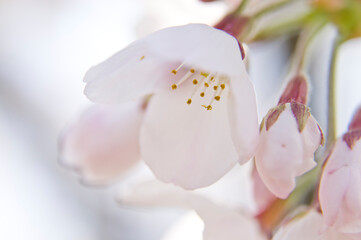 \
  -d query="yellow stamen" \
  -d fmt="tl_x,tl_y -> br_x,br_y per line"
200,92 -> 205,97
190,69 -> 195,73
221,84 -> 226,89
200,72 -> 209,78
213,86 -> 218,90
204,82 -> 209,87
187,99 -> 192,105
140,56 -> 145,60
171,63 -> 185,75
202,105 -> 212,111
193,79 -> 198,85
214,96 -> 220,101
171,84 -> 177,90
